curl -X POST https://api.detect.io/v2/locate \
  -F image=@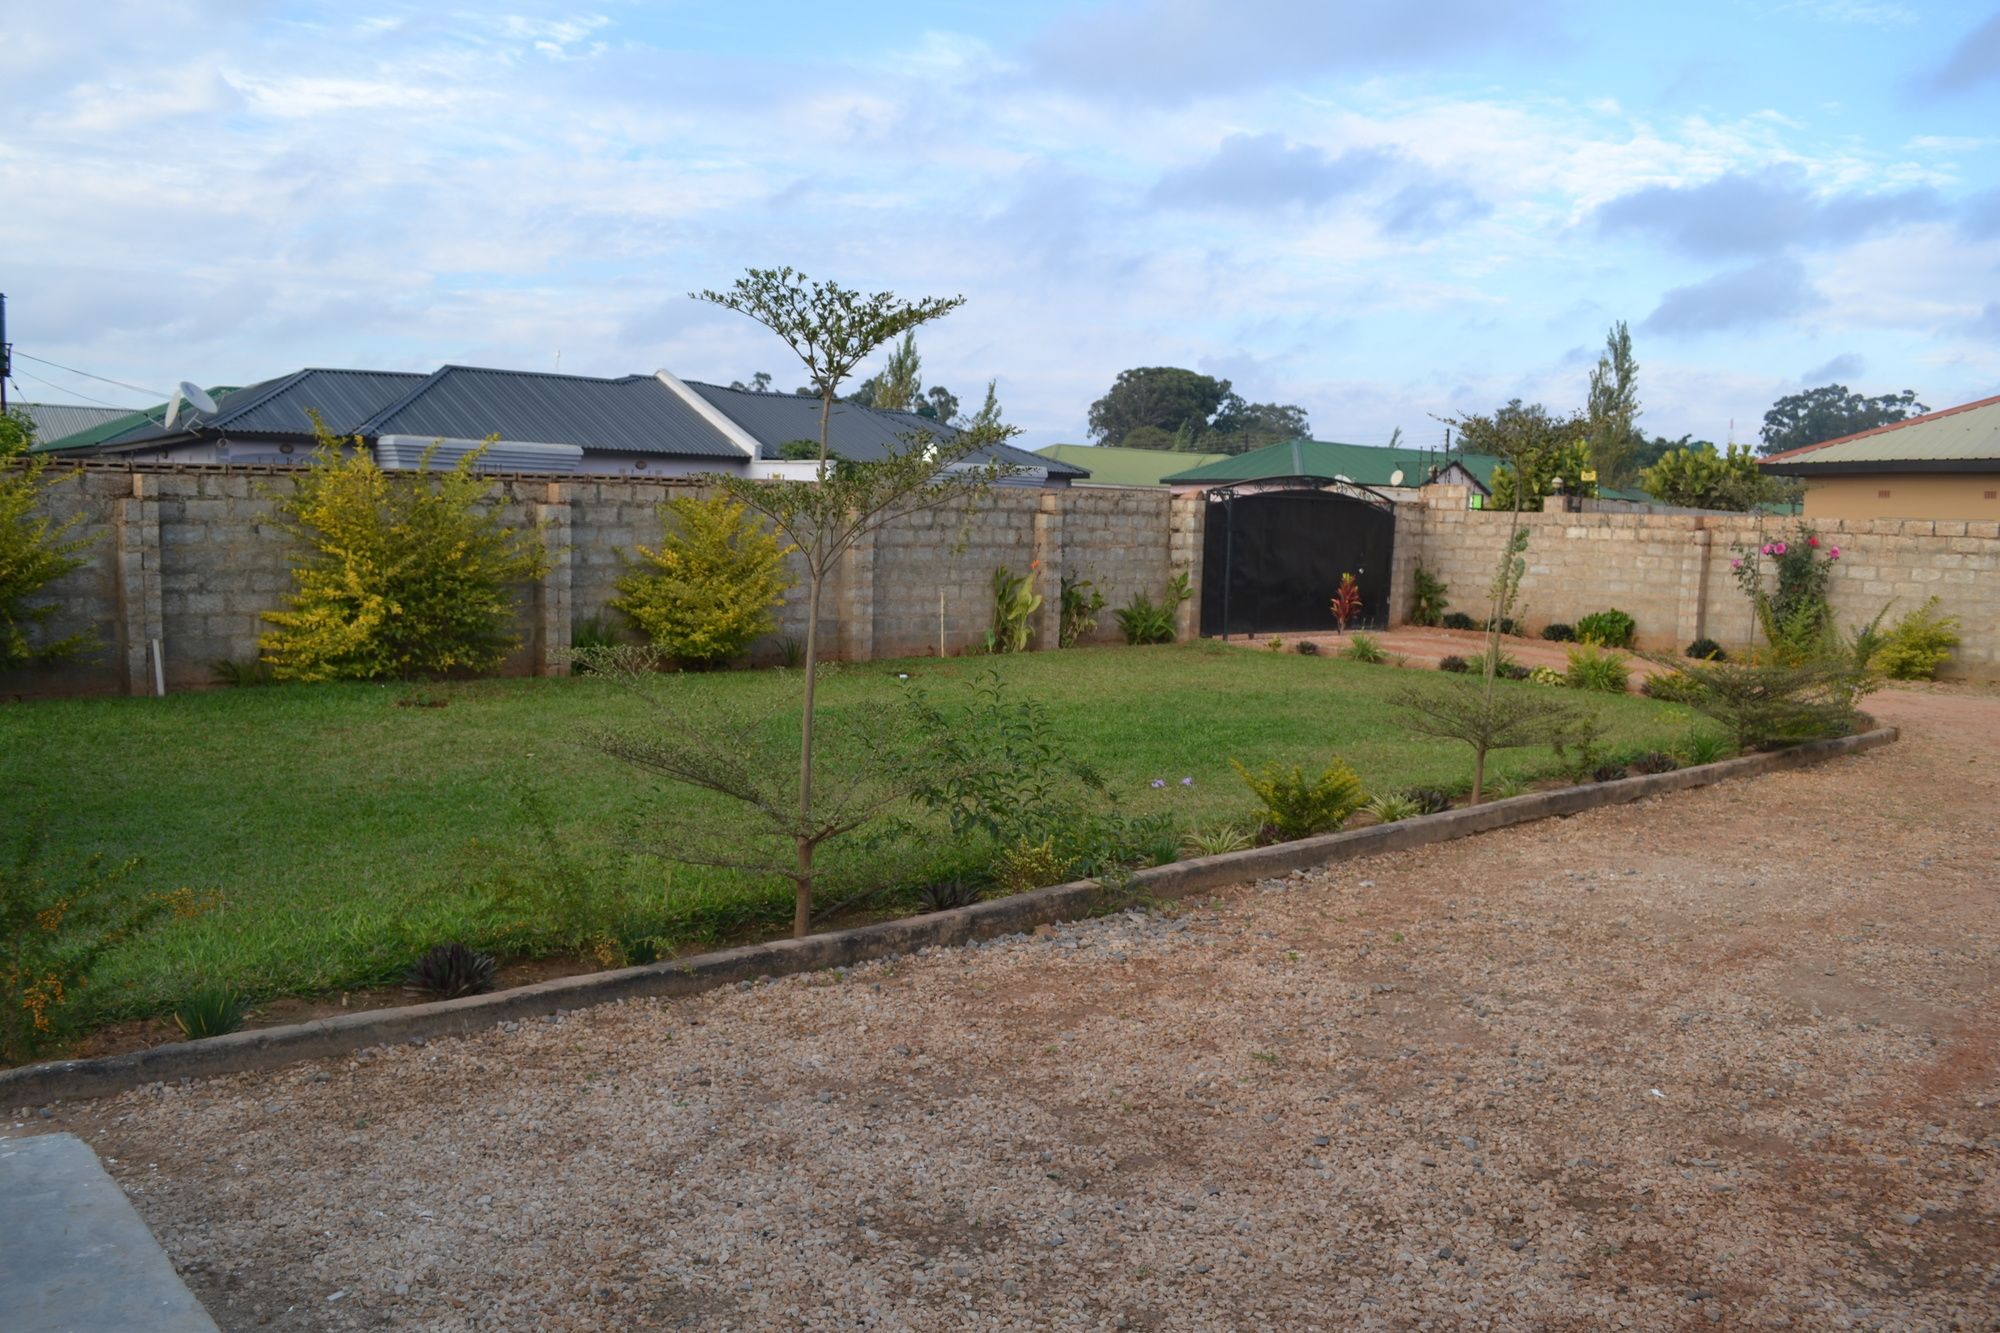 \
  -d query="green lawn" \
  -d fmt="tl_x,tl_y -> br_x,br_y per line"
3,643 -> 1701,1027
